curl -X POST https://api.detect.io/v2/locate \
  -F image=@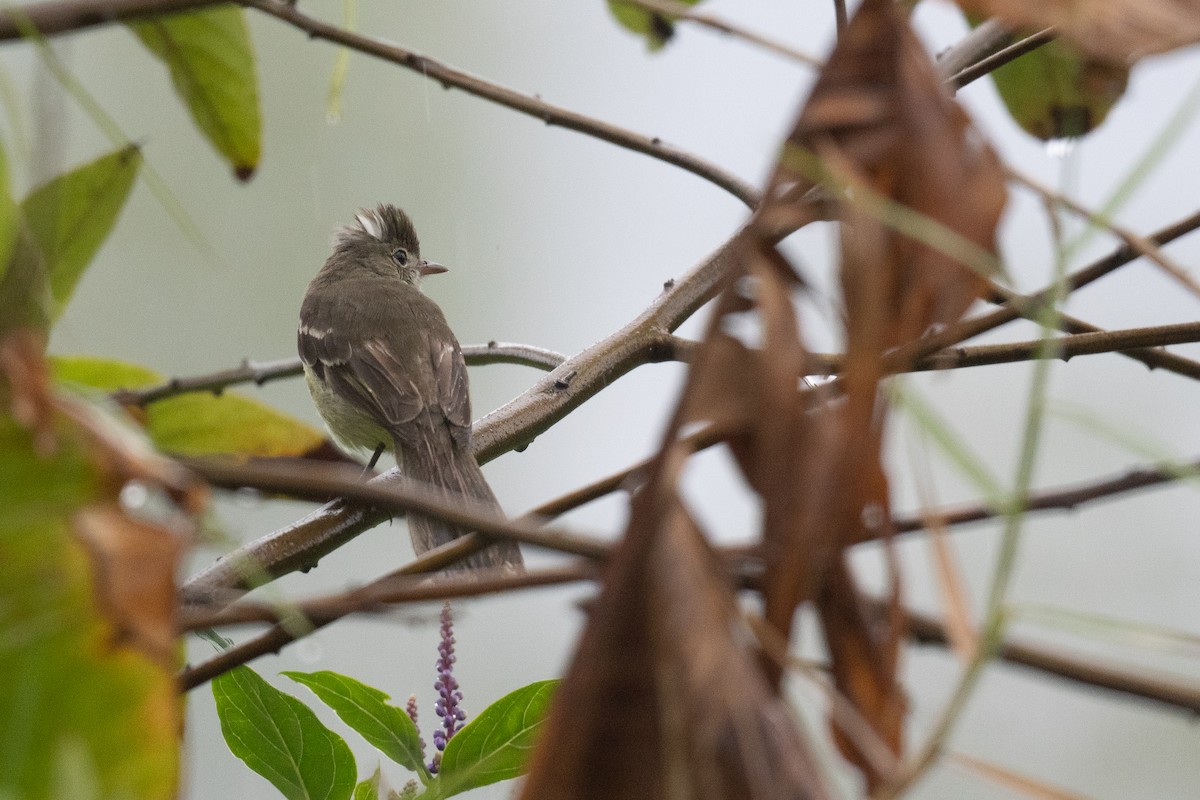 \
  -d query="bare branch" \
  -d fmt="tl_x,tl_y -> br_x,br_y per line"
180,562 -> 595,631
114,357 -> 302,407
948,28 -> 1056,90
806,320 -> 1200,375
0,0 -> 223,38
888,599 -> 1200,715
178,457 -> 609,604
888,458 -> 1200,542
178,561 -> 595,690
1011,167 -> 1200,300
244,0 -> 760,207
112,342 -> 564,407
